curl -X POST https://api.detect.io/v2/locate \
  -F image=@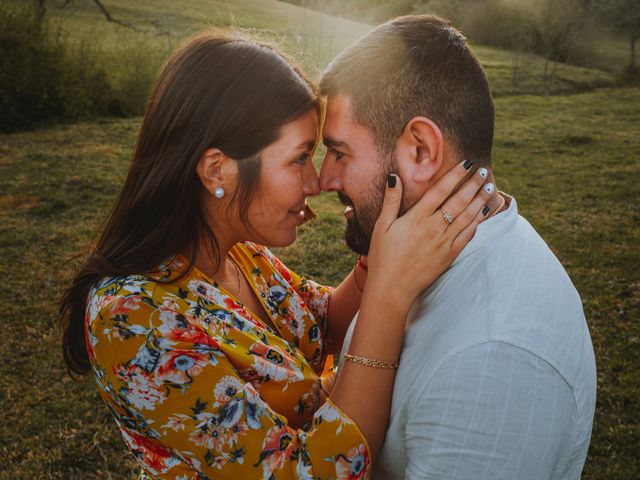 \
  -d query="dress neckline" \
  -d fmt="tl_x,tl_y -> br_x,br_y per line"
174,248 -> 283,337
